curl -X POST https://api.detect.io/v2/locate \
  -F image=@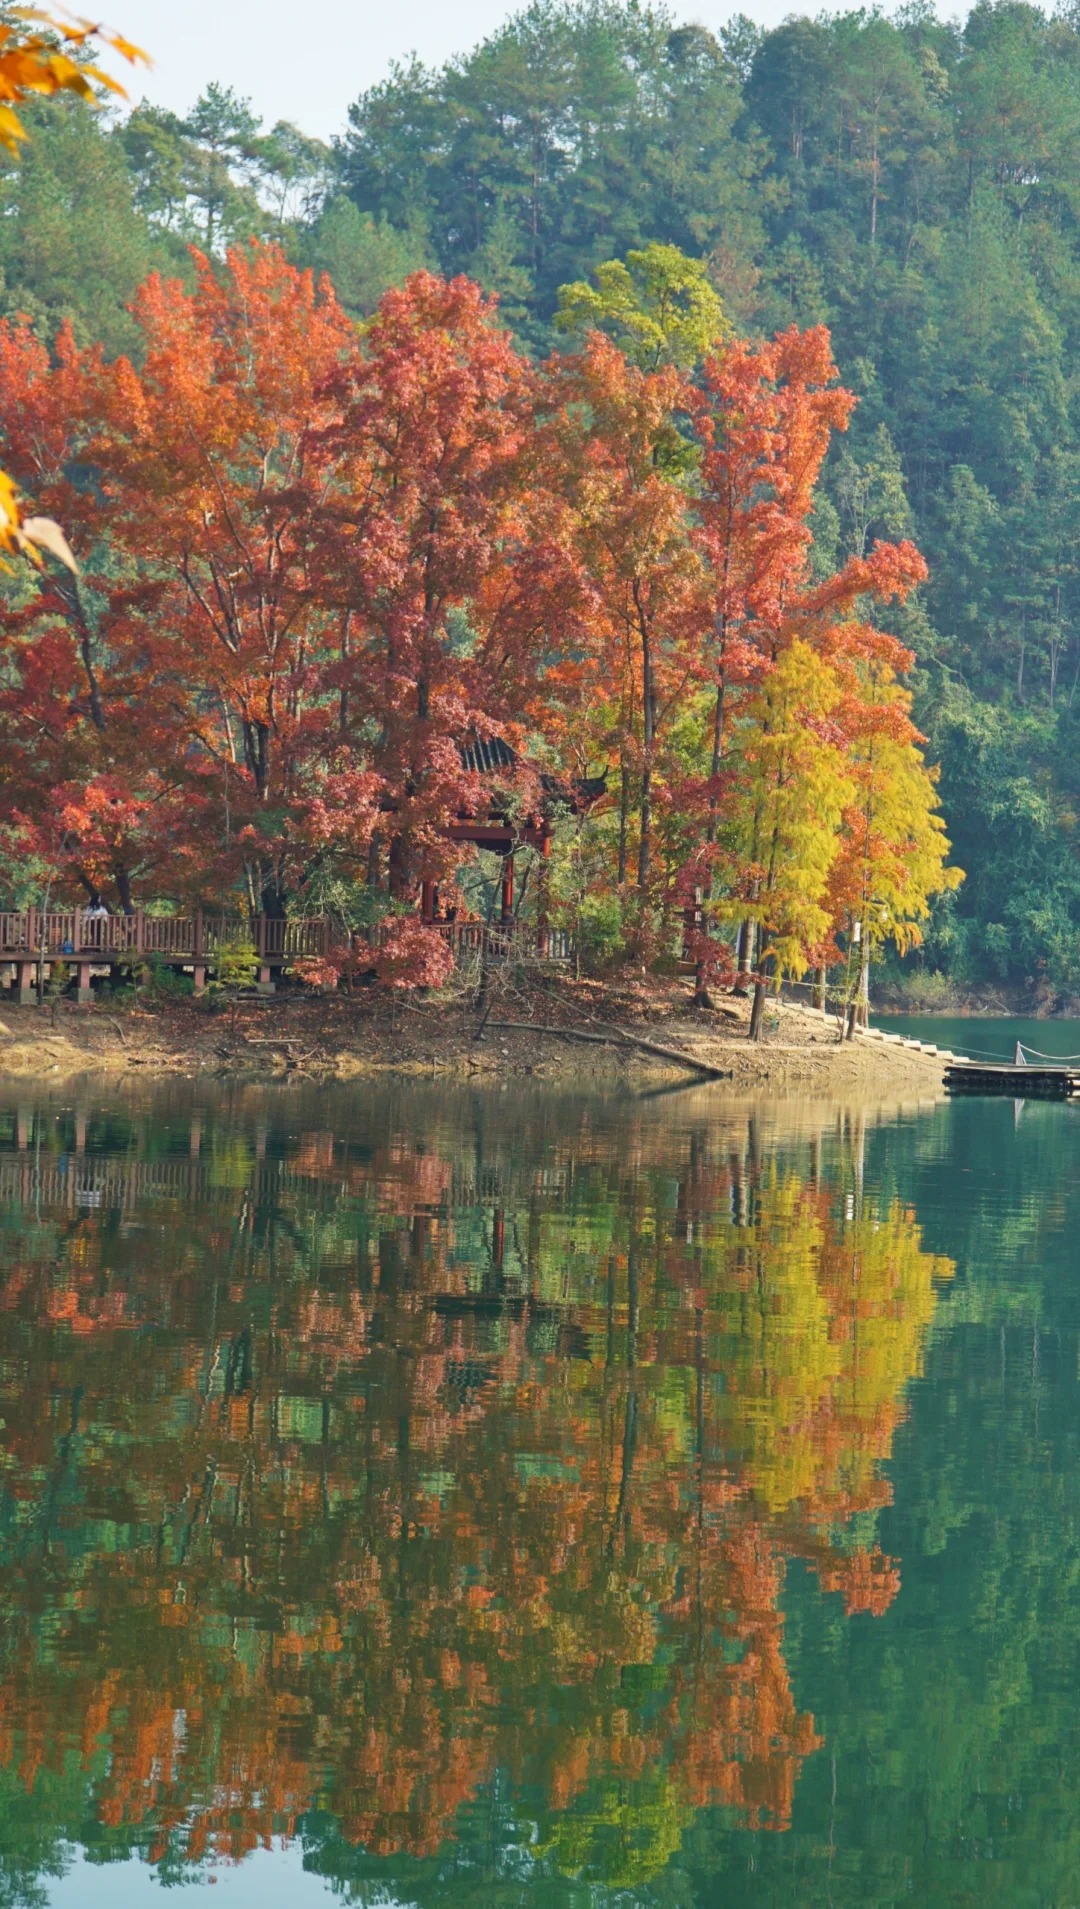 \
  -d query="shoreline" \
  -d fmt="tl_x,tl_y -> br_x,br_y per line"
0,982 -> 952,1099
873,993 -> 1080,1020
